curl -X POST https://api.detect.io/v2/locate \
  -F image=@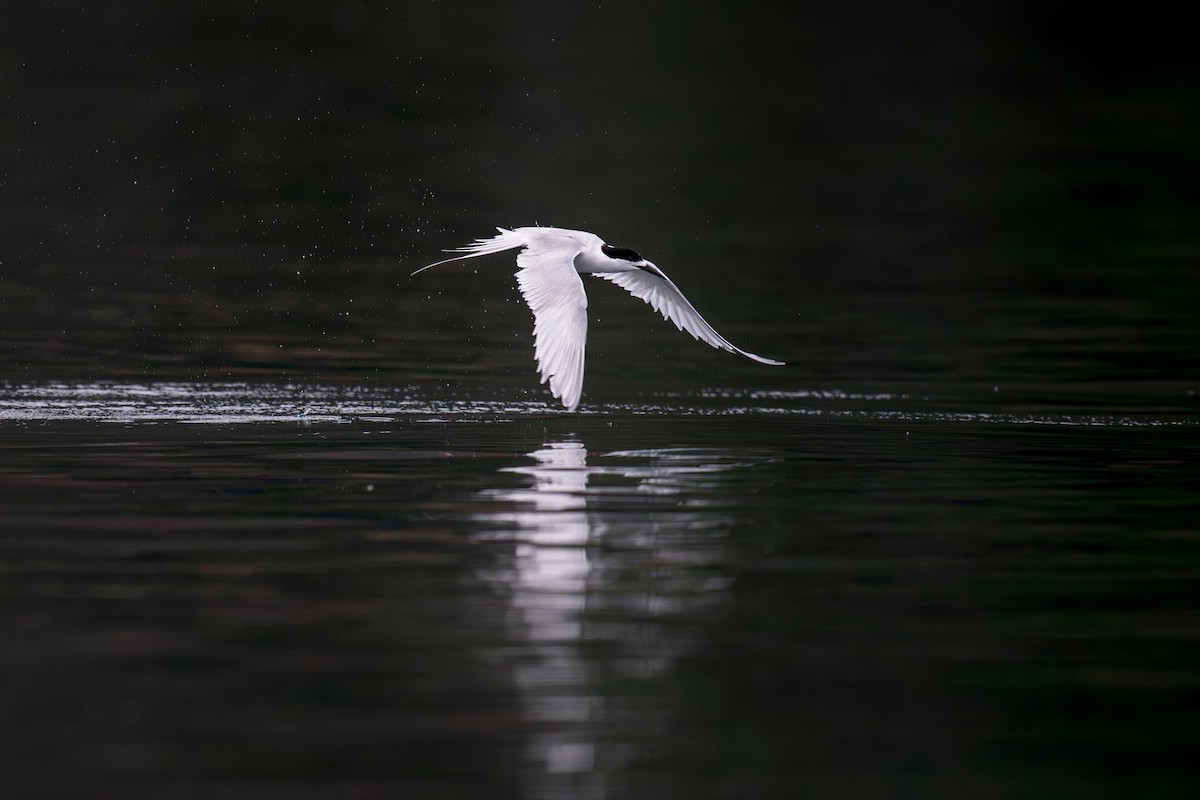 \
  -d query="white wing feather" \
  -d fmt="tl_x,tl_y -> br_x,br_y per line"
594,269 -> 784,365
412,227 -> 592,411
514,243 -> 588,411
